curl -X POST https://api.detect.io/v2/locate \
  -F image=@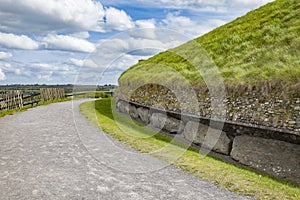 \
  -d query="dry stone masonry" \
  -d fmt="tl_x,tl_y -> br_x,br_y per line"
116,84 -> 300,133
